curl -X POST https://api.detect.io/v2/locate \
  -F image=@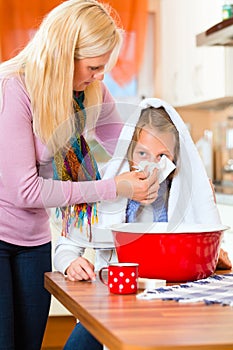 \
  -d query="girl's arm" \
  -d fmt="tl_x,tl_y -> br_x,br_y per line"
217,249 -> 232,270
54,236 -> 95,281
